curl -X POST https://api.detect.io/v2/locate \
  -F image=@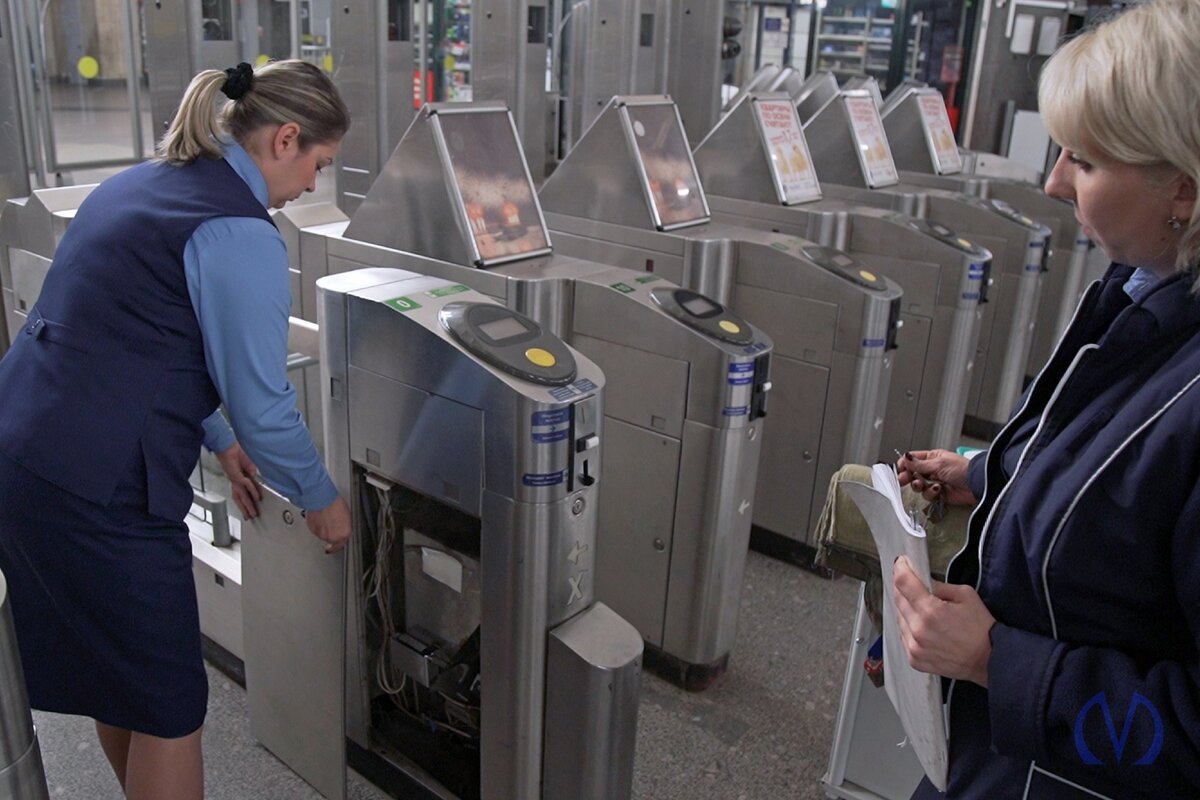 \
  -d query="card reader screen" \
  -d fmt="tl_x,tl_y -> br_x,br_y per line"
681,296 -> 719,316
477,316 -> 530,342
